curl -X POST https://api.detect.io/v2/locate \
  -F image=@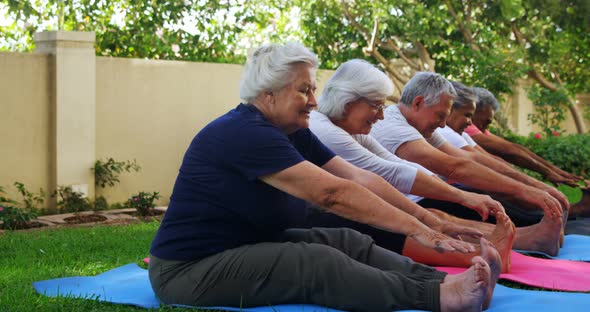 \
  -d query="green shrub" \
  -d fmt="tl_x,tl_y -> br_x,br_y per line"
13,181 -> 45,210
53,186 -> 92,213
126,191 -> 161,216
93,196 -> 109,211
93,158 -> 141,188
0,186 -> 38,230
503,132 -> 590,180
